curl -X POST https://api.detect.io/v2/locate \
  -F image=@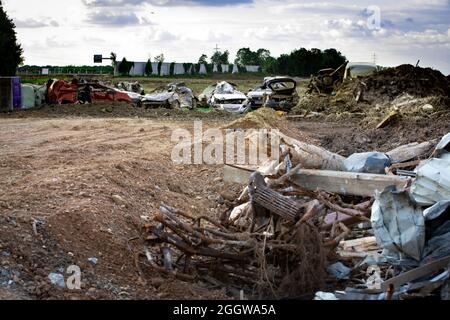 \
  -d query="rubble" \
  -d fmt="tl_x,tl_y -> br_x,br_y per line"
137,126 -> 450,300
294,64 -> 450,127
